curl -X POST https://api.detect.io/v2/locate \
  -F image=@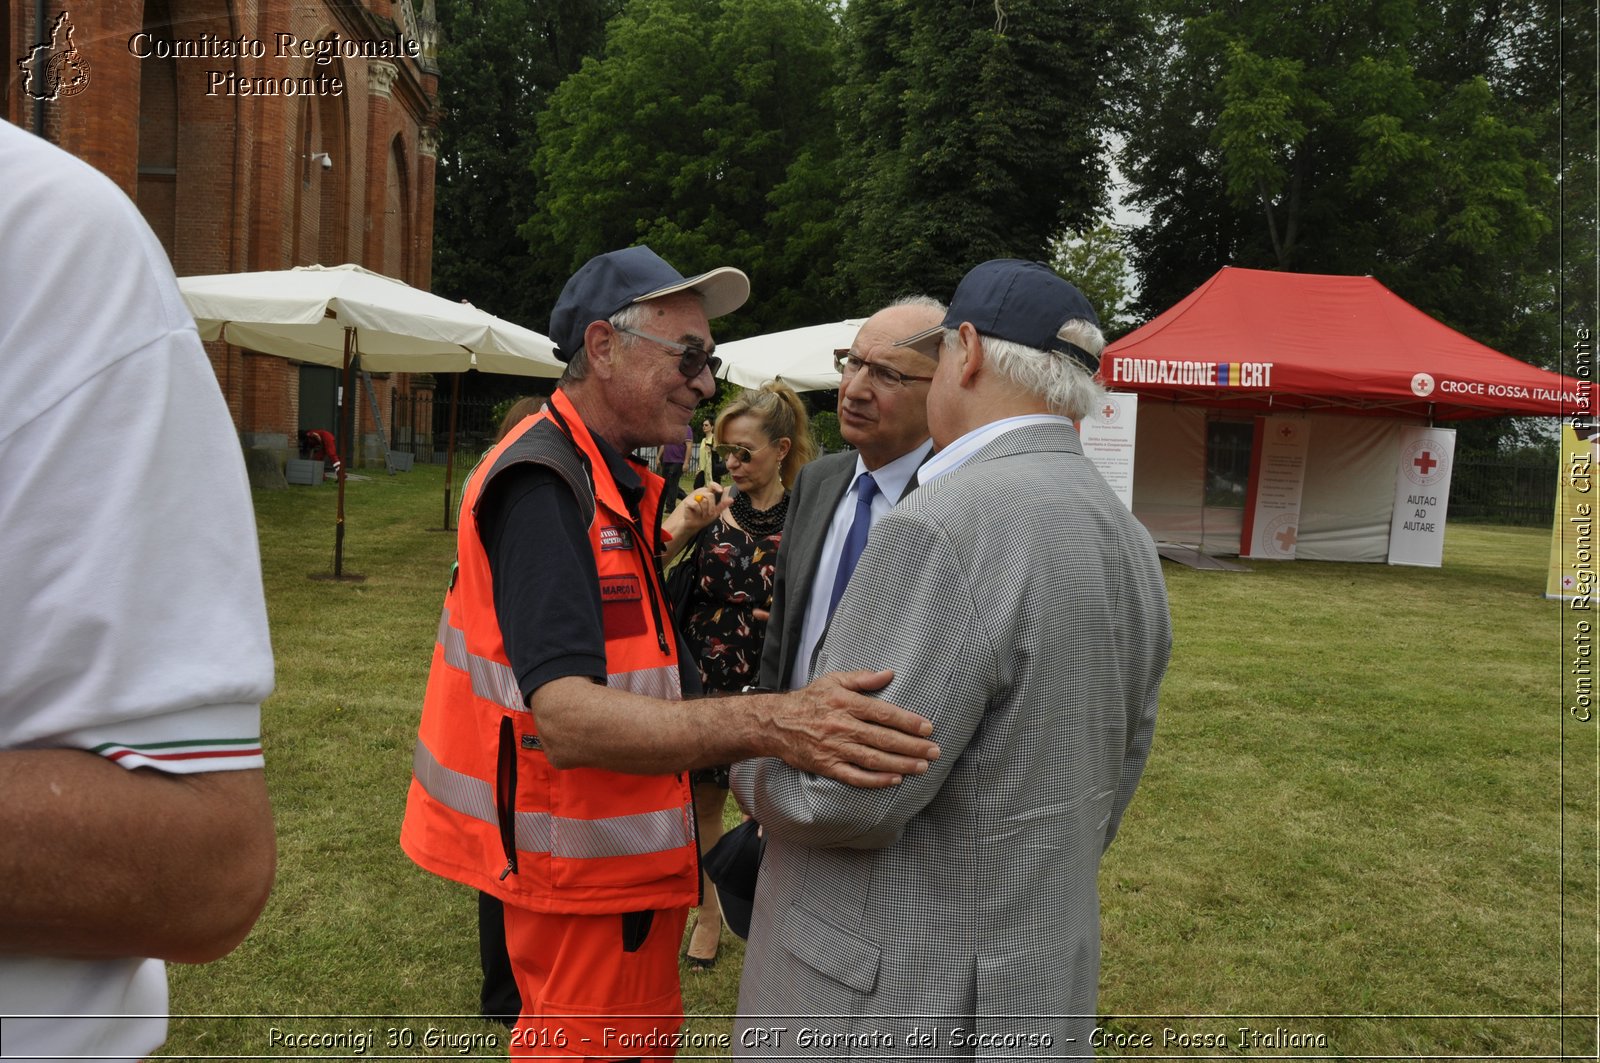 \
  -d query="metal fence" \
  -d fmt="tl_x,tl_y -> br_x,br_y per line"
388,392 -> 503,462
1451,460 -> 1555,526
382,392 -> 687,472
377,394 -> 1556,528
